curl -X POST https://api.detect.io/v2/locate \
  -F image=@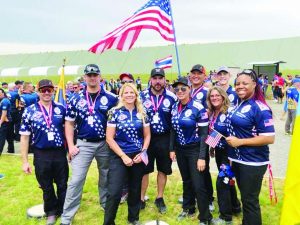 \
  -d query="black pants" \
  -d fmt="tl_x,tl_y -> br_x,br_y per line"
12,110 -> 22,141
232,162 -> 267,225
176,145 -> 212,223
215,147 -> 240,221
204,147 -> 214,203
33,149 -> 69,216
104,152 -> 145,225
0,122 -> 9,155
6,122 -> 15,153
